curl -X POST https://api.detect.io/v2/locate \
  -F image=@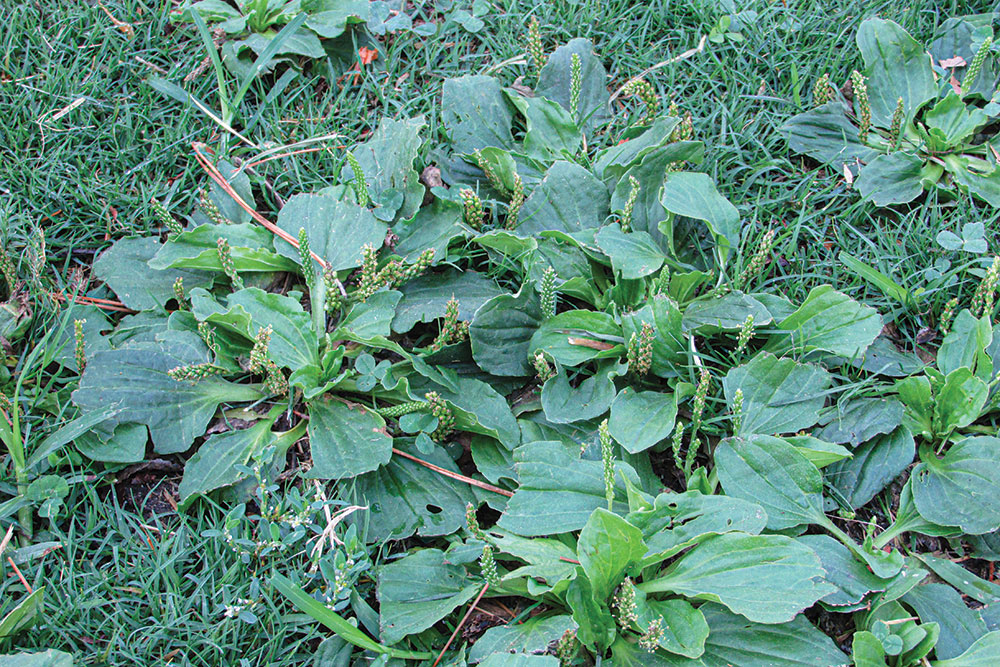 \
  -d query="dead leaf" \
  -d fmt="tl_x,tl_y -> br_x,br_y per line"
567,337 -> 615,351
940,55 -> 967,68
